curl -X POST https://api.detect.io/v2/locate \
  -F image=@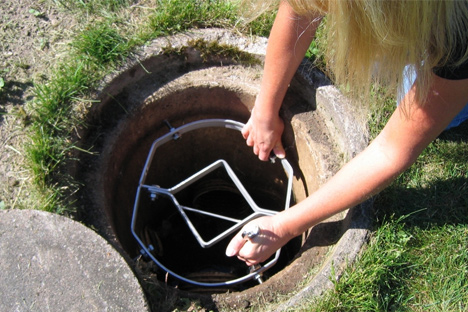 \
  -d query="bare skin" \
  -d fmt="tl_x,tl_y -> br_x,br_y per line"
242,1 -> 321,161
226,2 -> 468,266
